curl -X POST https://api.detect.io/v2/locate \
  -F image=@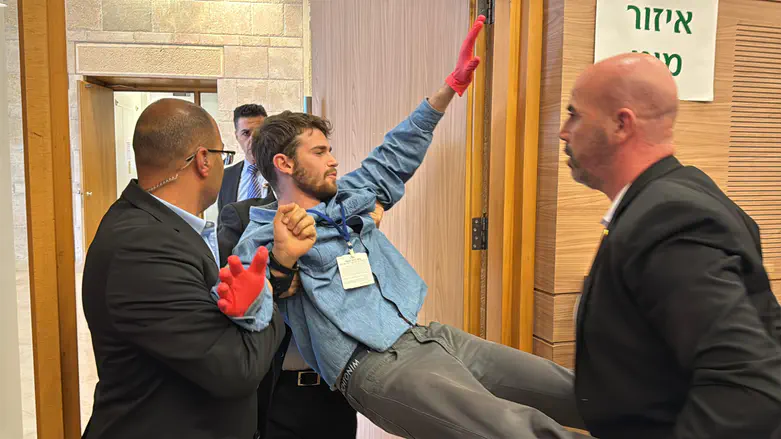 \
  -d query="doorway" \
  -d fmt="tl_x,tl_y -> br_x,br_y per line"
78,77 -> 220,254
